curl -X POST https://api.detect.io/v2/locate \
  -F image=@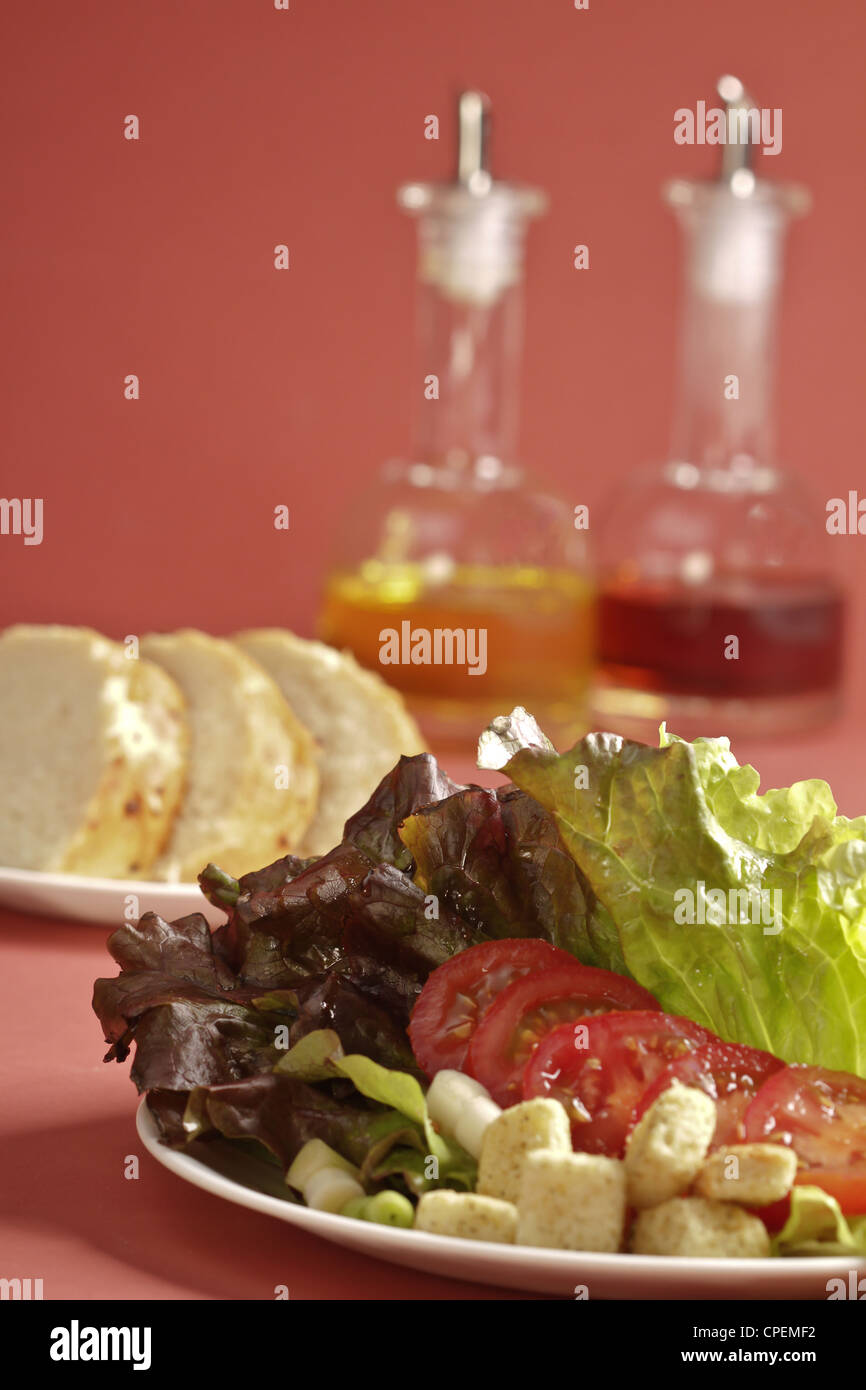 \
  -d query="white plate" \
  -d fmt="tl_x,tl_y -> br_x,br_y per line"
0,865 -> 227,928
136,1099 -> 864,1299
